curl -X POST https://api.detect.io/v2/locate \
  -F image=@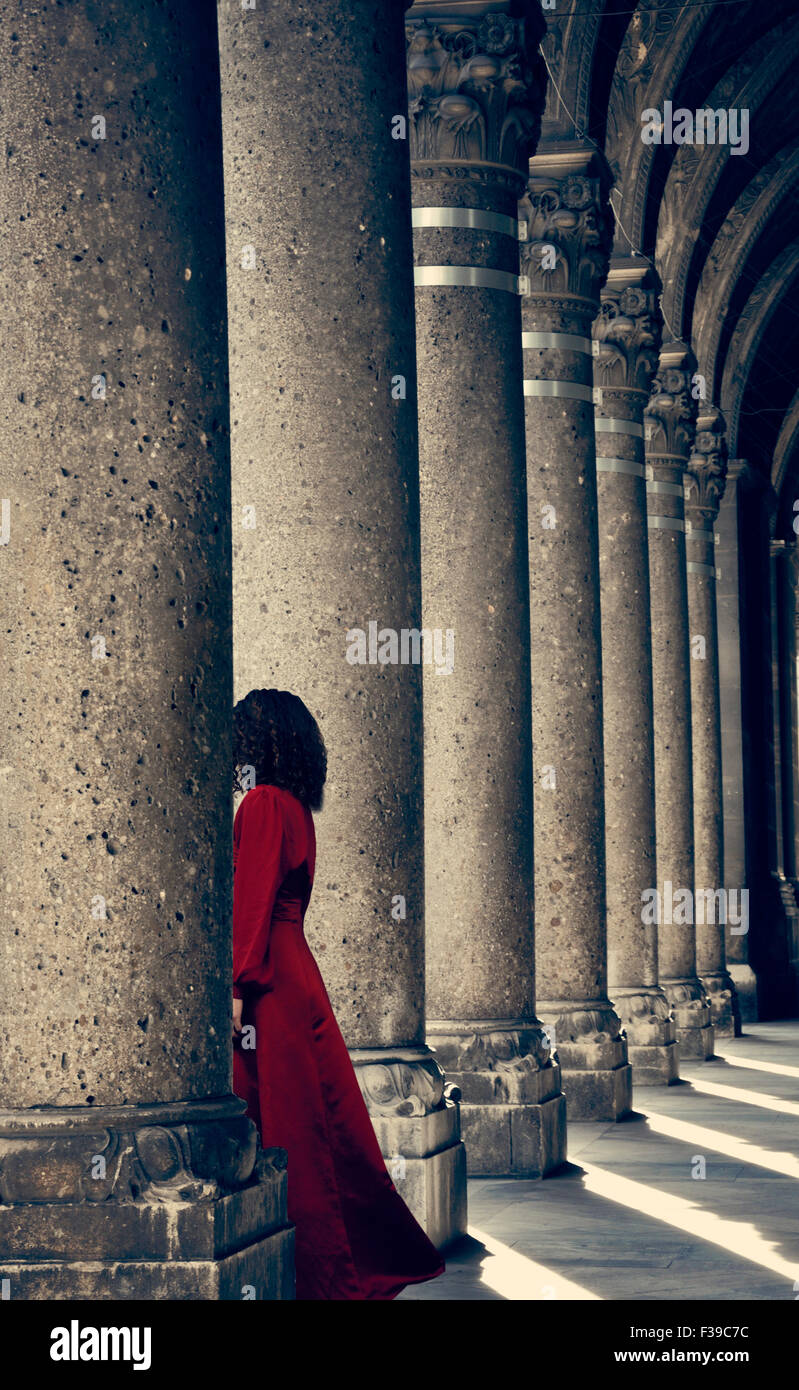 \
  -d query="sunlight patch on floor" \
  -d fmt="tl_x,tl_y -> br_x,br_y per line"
682,1076 -> 799,1116
581,1161 -> 799,1285
468,1226 -> 601,1301
639,1107 -> 799,1178
711,1051 -> 799,1081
